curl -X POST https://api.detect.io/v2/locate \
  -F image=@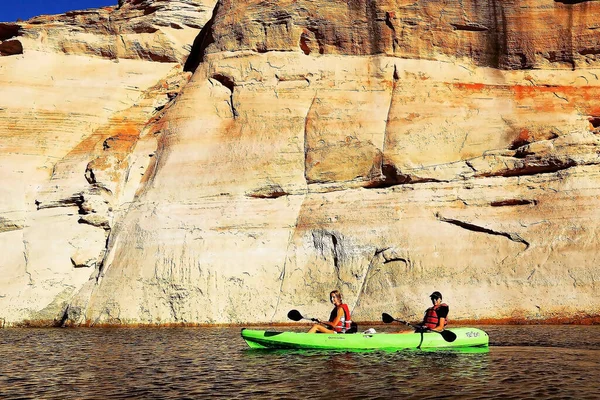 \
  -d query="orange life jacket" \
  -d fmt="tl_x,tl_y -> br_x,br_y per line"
423,303 -> 448,329
329,303 -> 352,333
